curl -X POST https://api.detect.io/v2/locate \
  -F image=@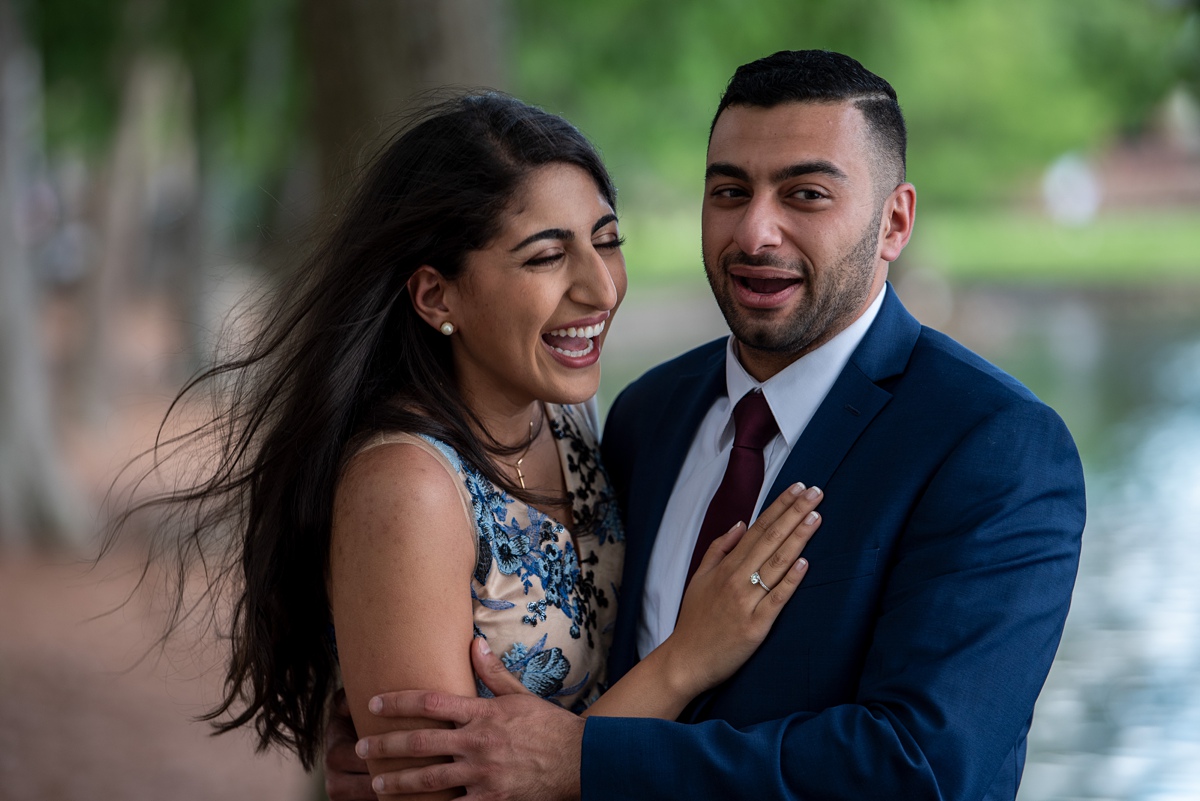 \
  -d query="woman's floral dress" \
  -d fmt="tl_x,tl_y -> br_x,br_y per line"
357,403 -> 624,711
